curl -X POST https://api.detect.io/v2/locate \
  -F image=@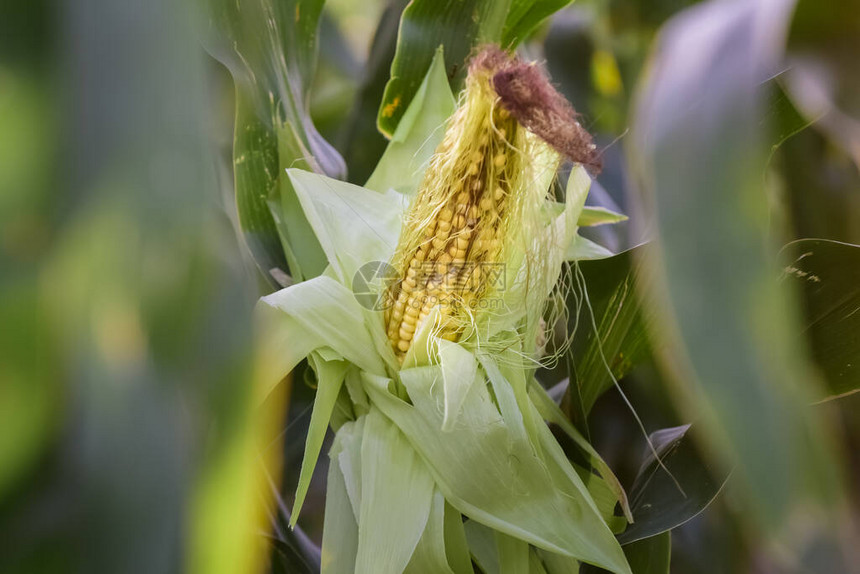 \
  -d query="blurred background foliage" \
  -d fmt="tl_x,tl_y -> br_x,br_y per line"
1,0 -> 859,573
